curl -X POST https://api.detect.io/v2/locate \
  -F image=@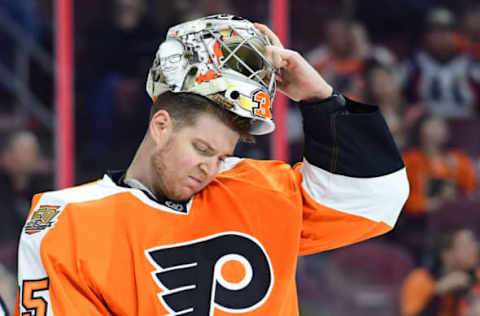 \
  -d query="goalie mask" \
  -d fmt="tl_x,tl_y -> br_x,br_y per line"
146,14 -> 277,135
